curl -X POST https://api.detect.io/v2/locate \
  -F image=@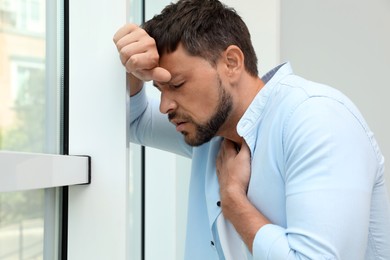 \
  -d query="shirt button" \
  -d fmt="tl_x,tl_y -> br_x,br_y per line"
216,201 -> 221,207
210,241 -> 215,247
